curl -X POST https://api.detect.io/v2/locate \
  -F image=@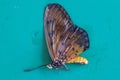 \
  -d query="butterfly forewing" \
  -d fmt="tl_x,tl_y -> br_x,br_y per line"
44,3 -> 89,62
44,3 -> 72,61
